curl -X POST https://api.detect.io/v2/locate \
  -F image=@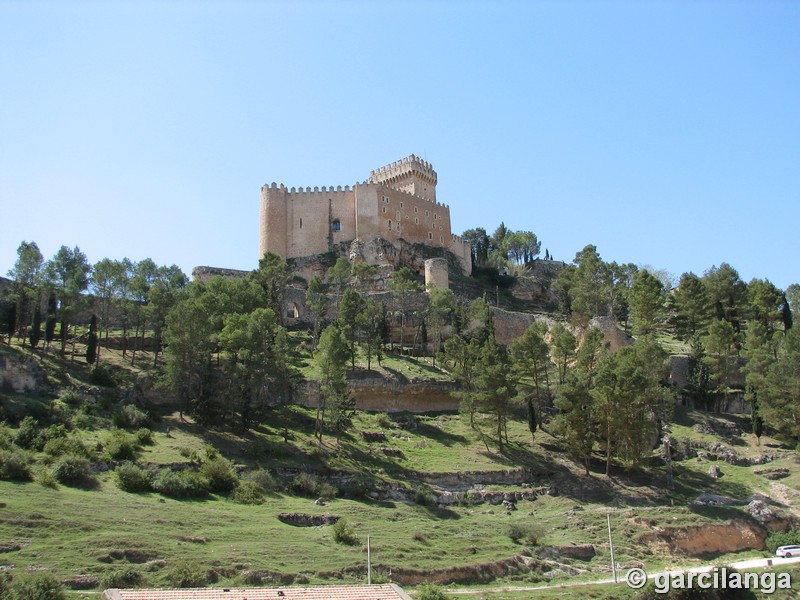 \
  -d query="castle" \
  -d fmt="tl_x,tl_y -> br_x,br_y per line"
260,155 -> 472,278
